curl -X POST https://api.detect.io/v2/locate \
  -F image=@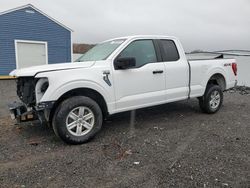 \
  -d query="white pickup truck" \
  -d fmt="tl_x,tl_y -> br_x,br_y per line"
9,35 -> 237,144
